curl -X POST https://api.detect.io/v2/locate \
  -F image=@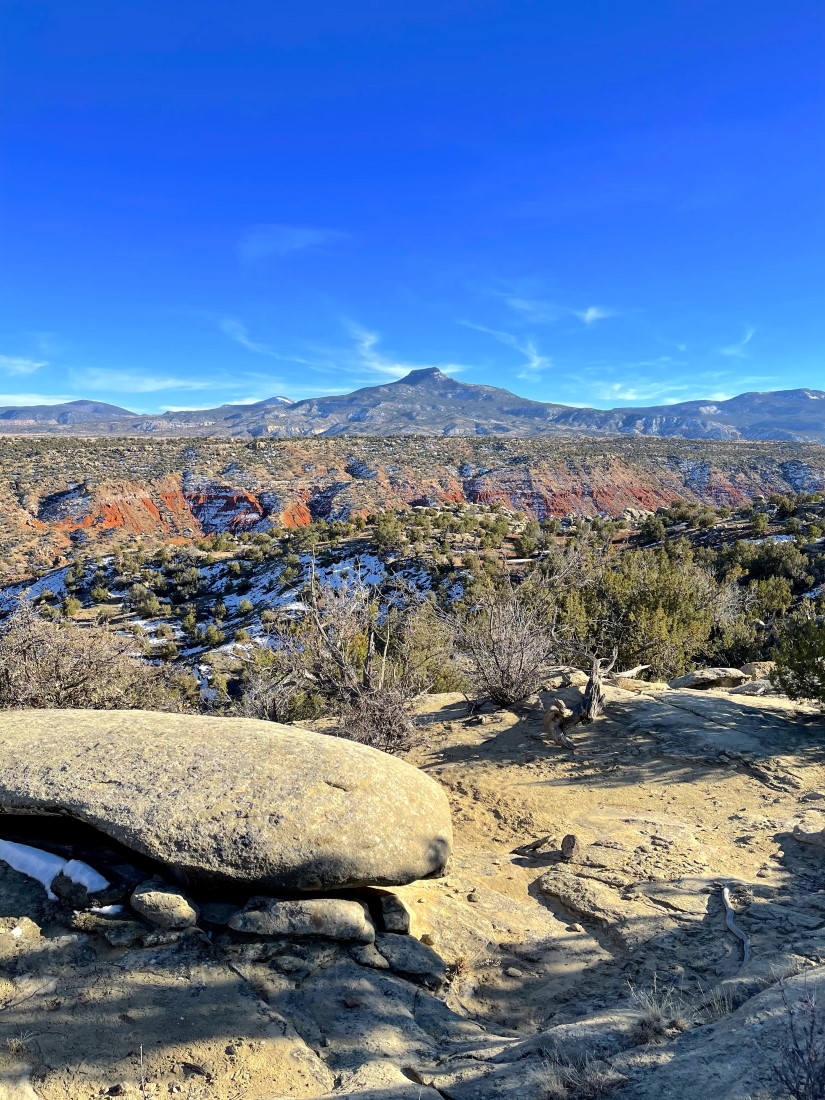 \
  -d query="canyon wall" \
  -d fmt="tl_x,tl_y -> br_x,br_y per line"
1,435 -> 823,571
